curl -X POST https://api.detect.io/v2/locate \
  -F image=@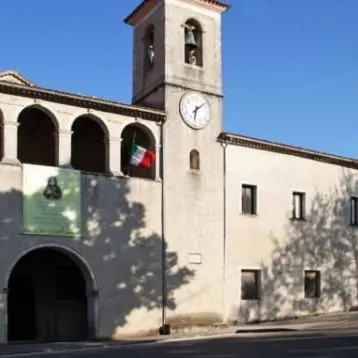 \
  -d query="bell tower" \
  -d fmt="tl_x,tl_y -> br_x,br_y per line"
125,0 -> 230,323
125,0 -> 228,110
